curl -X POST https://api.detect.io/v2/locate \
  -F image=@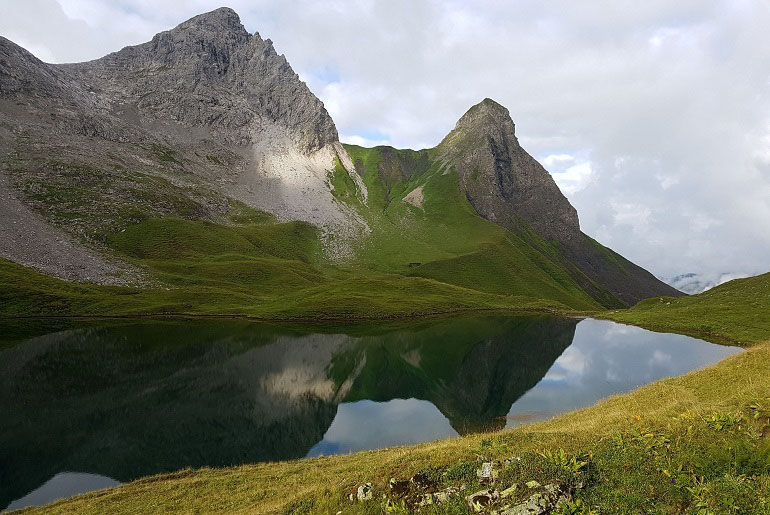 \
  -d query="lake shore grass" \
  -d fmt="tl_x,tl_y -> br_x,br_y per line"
0,257 -> 586,320
600,272 -> 770,347
14,272 -> 770,514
